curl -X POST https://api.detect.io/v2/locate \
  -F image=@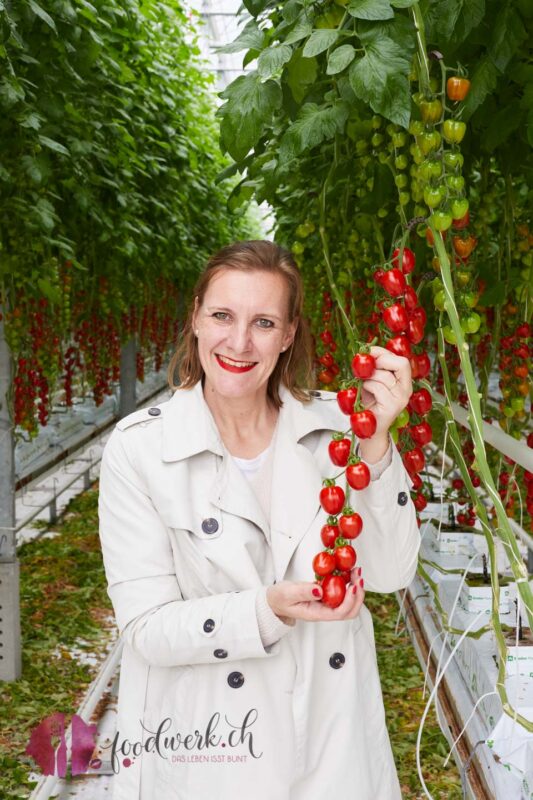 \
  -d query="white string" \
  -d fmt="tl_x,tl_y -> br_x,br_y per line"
416,610 -> 486,800
423,630 -> 445,700
436,425 -> 448,541
443,690 -> 498,768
